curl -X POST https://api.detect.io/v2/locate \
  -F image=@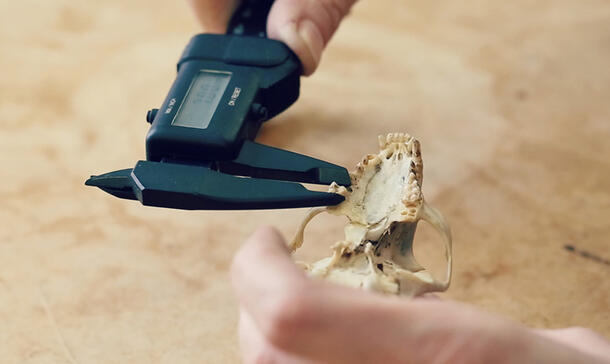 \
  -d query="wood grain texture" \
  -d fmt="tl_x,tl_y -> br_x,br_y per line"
1,0 -> 609,362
